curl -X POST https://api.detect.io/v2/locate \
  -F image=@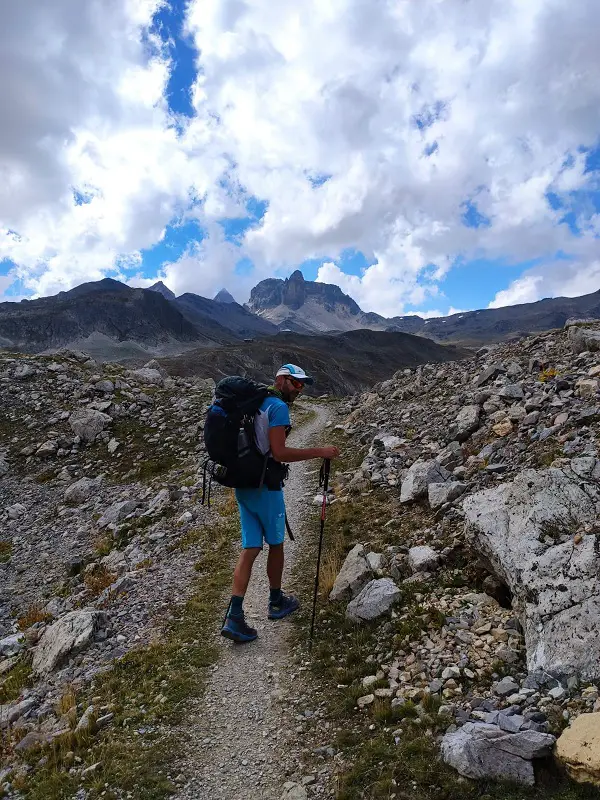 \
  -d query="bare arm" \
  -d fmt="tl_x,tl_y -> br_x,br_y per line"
269,426 -> 339,463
